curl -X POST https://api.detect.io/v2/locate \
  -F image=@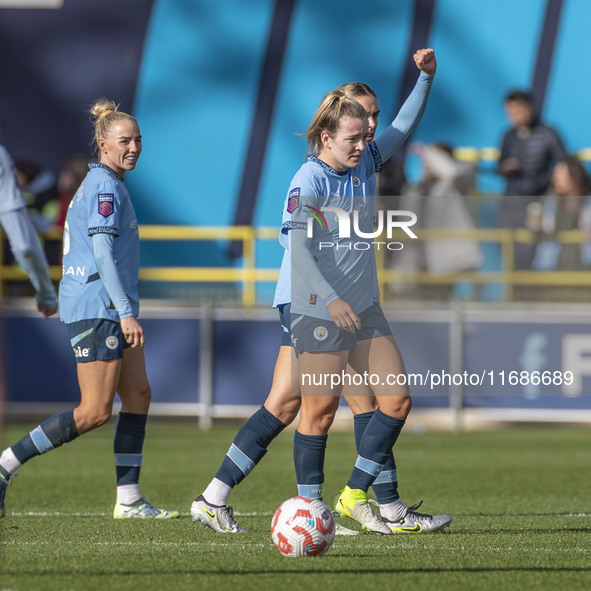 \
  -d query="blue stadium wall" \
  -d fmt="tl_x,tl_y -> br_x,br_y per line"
2,309 -> 591,413
0,0 -> 589,272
